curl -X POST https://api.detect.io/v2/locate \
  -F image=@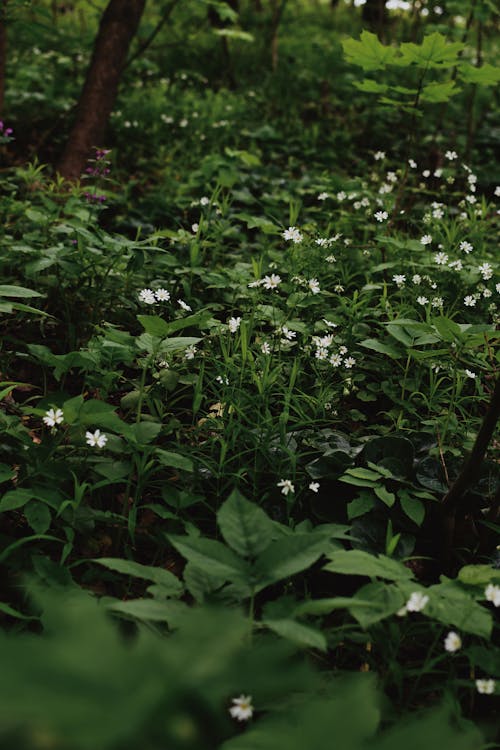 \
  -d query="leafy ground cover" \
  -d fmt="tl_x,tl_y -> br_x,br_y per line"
0,1 -> 499,748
